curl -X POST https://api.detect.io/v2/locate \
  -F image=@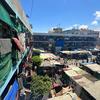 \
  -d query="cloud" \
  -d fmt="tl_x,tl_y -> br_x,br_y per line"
65,24 -> 89,30
94,11 -> 100,20
73,24 -> 88,29
73,24 -> 79,27
79,25 -> 88,29
91,11 -> 100,26
65,26 -> 73,30
65,24 -> 79,30
91,20 -> 98,25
